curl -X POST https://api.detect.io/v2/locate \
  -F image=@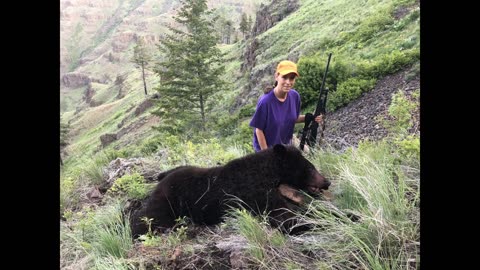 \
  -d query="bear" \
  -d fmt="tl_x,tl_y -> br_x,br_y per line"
130,144 -> 331,238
